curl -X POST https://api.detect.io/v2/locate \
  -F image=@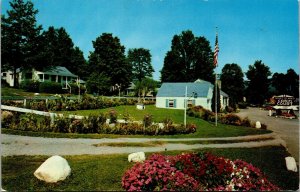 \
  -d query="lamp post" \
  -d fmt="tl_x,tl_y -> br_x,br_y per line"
184,86 -> 197,128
